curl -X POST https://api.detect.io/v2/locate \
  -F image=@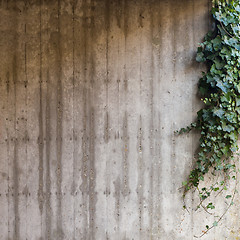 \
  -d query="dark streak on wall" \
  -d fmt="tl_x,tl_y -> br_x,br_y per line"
122,112 -> 130,198
13,54 -> 20,240
45,69 -> 52,240
56,0 -> 63,238
38,0 -> 44,217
